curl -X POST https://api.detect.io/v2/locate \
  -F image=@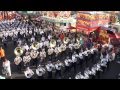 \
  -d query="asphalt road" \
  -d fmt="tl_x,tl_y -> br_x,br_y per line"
0,40 -> 120,79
